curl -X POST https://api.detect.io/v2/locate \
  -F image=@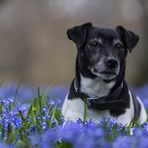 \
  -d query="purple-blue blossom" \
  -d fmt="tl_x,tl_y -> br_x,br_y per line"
0,84 -> 147,147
